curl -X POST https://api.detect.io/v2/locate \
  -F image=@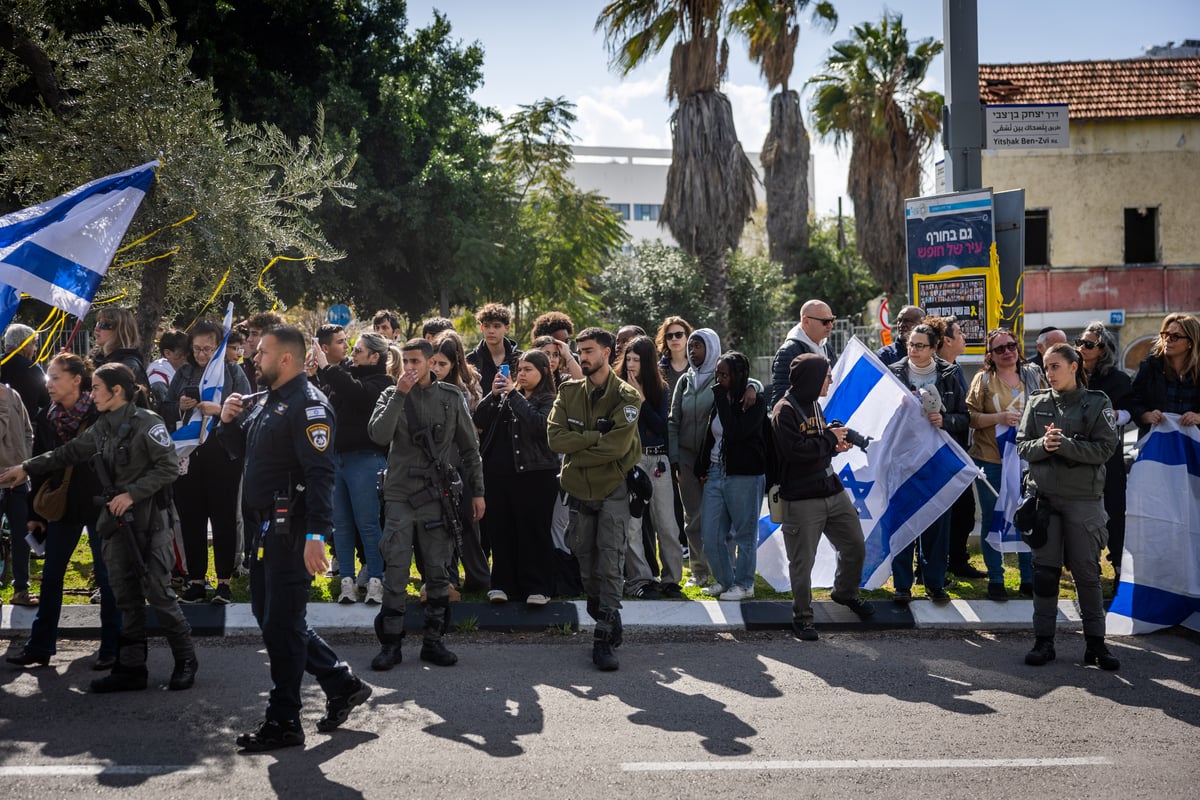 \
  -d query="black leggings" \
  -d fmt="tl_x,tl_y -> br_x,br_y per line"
175,436 -> 242,581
